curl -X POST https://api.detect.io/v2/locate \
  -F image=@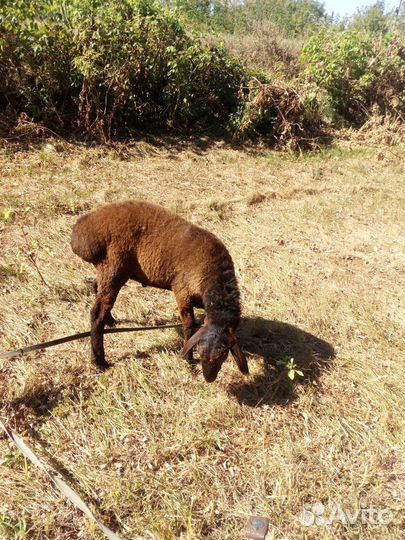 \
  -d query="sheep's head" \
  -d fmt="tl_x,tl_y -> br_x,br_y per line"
181,323 -> 249,382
